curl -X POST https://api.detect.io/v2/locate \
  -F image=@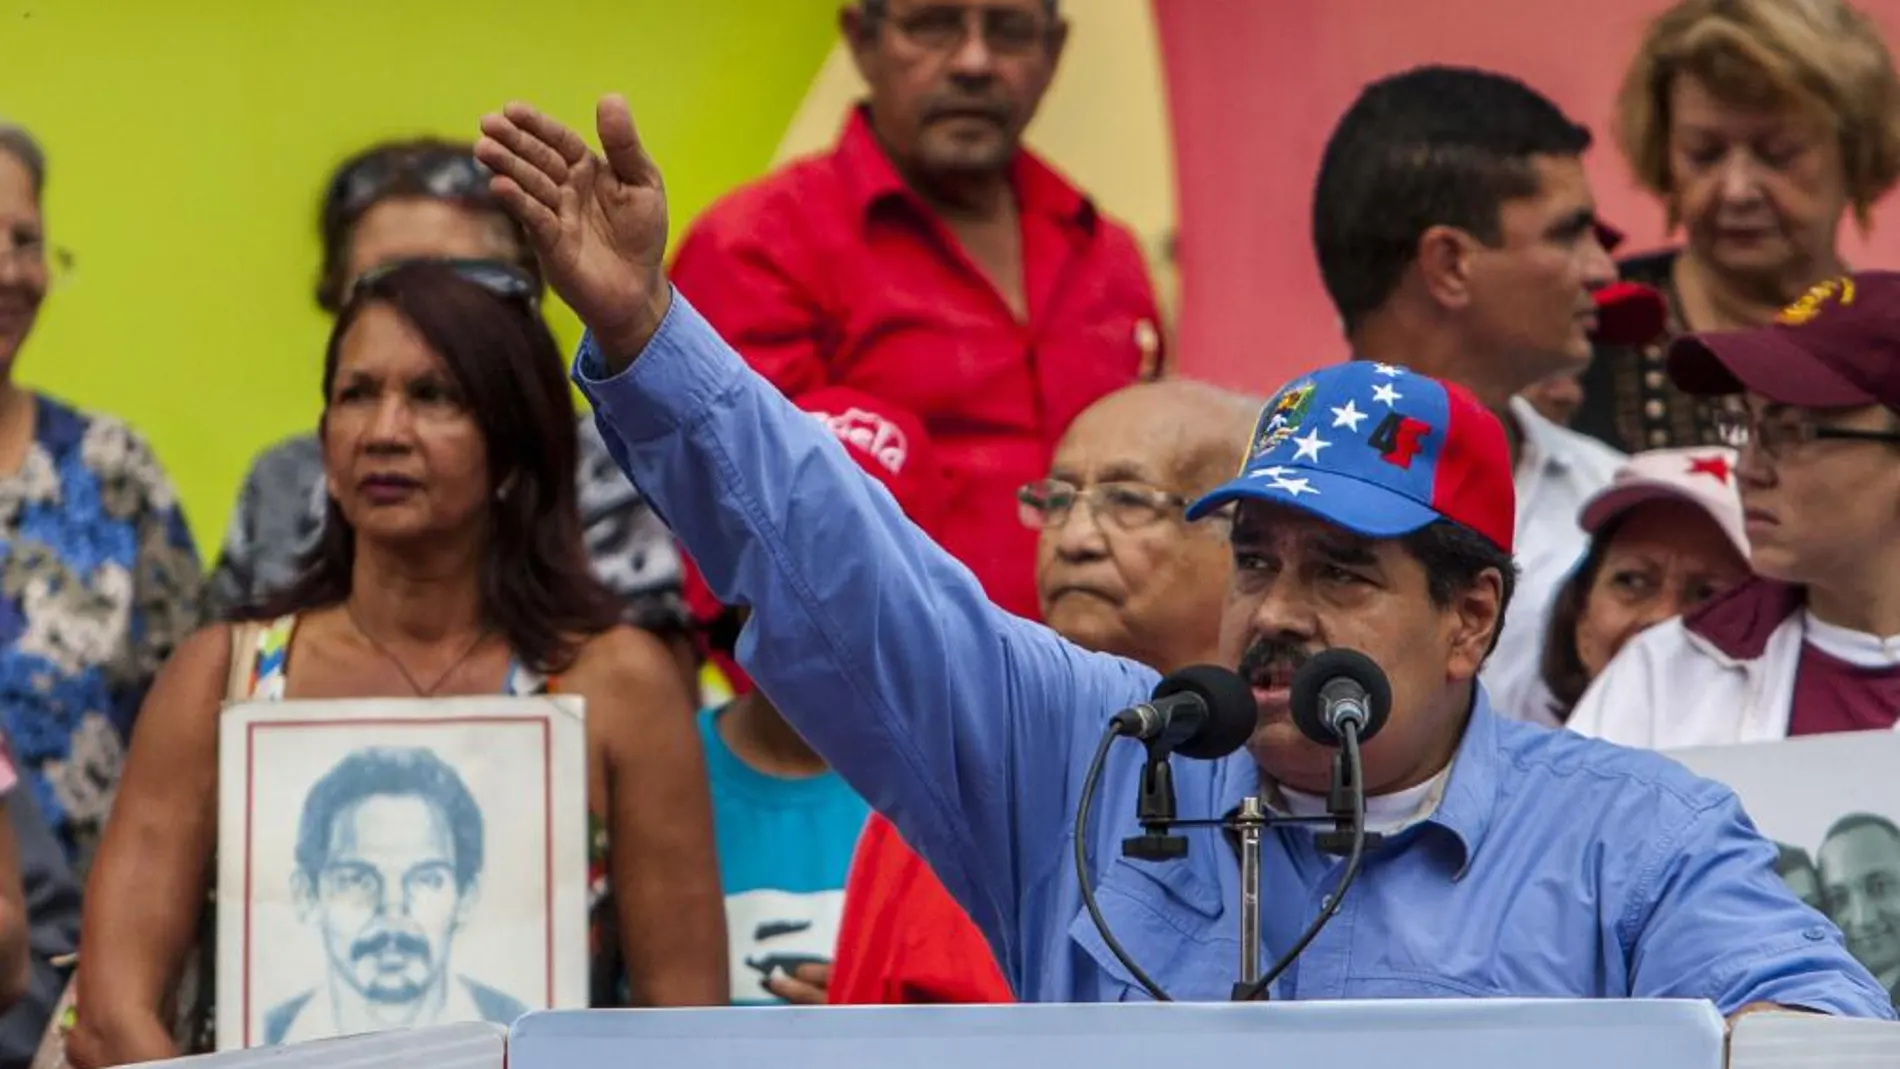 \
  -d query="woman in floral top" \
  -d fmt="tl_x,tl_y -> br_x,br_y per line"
0,122 -> 202,875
